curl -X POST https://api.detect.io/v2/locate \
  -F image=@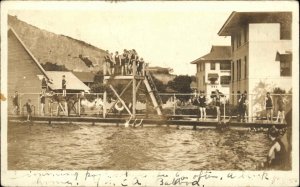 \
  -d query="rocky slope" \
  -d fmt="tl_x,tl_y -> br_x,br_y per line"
8,15 -> 106,72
